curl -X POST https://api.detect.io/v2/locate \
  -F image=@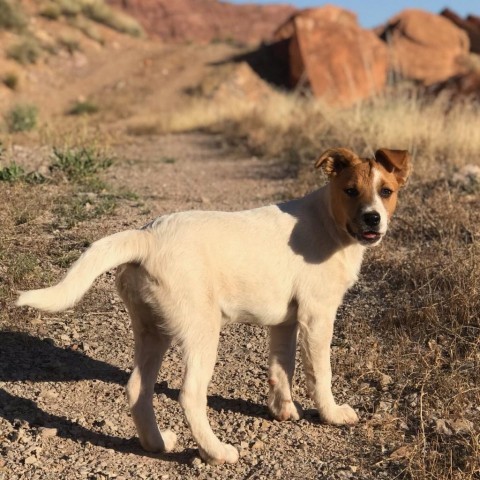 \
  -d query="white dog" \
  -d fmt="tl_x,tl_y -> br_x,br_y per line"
17,147 -> 411,465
